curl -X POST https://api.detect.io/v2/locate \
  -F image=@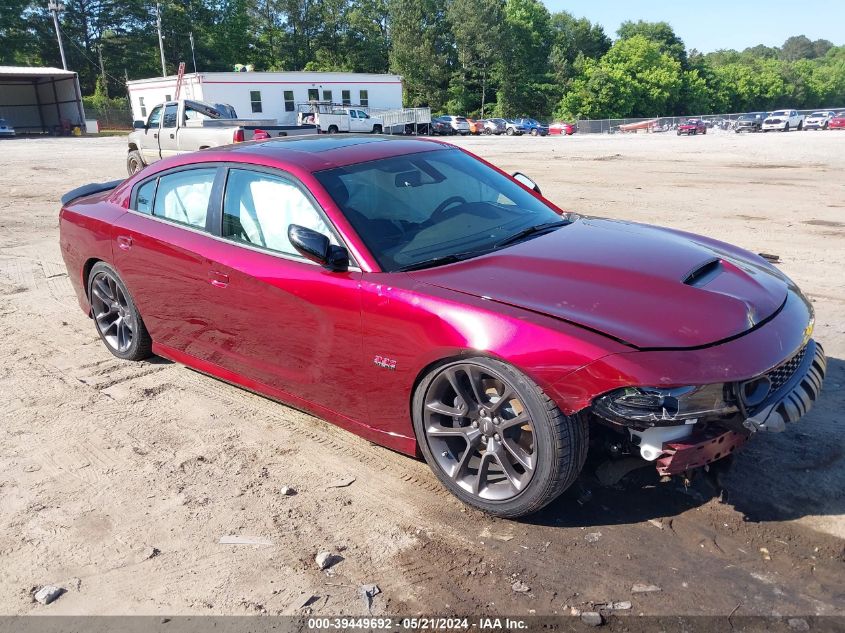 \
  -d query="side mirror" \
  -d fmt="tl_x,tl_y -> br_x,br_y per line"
288,224 -> 349,272
512,172 -> 541,195
133,120 -> 146,129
